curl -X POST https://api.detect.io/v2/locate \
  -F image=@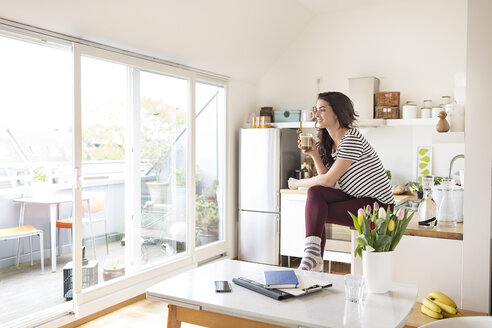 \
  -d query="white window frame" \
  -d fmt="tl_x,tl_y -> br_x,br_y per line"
193,78 -> 229,264
71,43 -> 230,317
